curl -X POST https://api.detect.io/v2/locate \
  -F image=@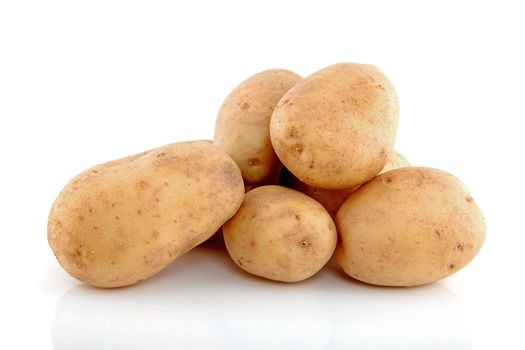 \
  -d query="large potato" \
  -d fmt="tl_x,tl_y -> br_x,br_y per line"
48,141 -> 244,288
336,167 -> 486,287
282,150 -> 410,218
270,62 -> 399,189
223,186 -> 337,282
214,69 -> 302,185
